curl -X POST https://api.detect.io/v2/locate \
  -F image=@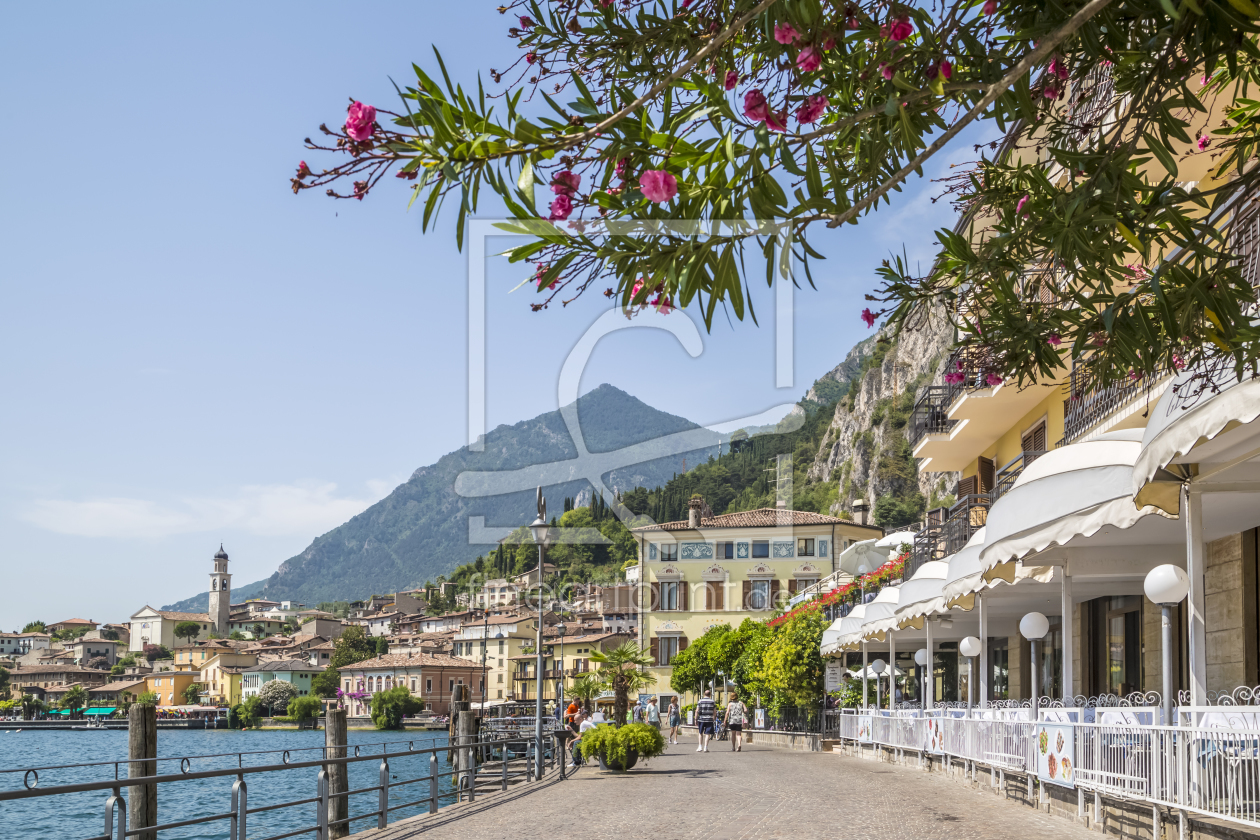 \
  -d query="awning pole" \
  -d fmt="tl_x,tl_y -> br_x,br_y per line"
978,593 -> 988,708
862,642 -> 869,711
1061,565 -> 1074,705
925,619 -> 934,711
1184,484 -> 1207,707
889,631 -> 896,709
